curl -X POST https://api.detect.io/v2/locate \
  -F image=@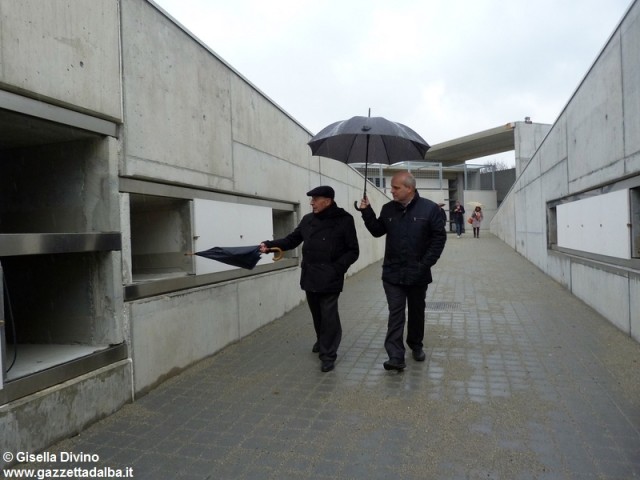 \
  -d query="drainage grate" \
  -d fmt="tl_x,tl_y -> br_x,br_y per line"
426,301 -> 463,311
